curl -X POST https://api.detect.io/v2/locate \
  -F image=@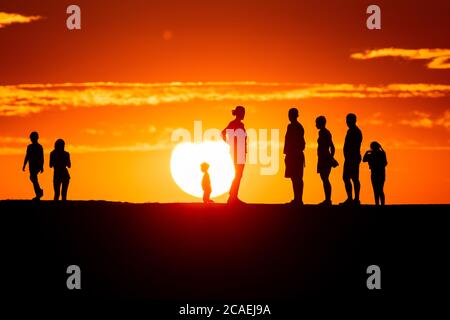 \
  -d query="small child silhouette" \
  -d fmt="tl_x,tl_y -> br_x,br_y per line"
22,131 -> 44,200
363,141 -> 387,205
201,162 -> 214,204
